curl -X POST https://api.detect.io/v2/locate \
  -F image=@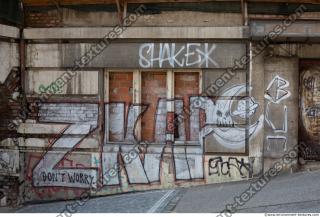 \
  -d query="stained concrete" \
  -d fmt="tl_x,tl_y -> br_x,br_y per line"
0,24 -> 19,39
23,26 -> 249,39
